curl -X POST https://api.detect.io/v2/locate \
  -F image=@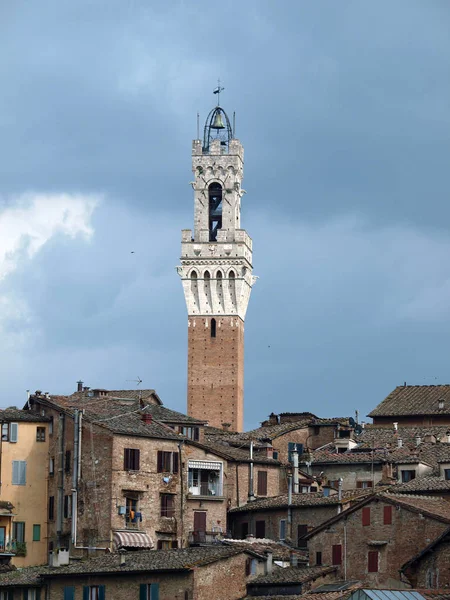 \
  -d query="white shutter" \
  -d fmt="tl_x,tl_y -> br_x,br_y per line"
20,461 -> 26,485
12,461 -> 19,484
9,423 -> 18,443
